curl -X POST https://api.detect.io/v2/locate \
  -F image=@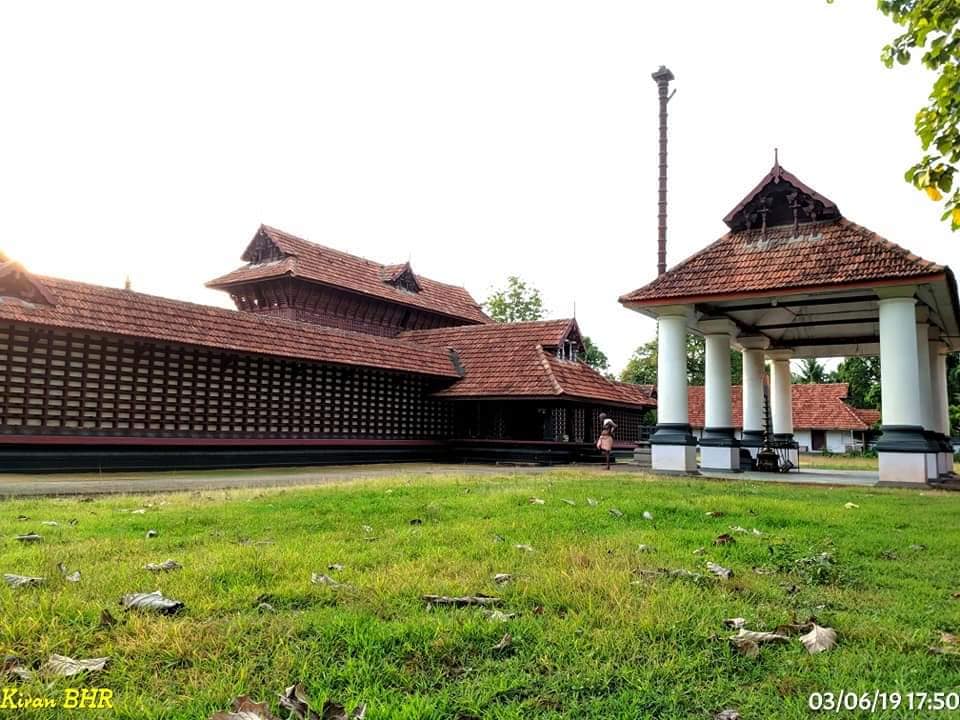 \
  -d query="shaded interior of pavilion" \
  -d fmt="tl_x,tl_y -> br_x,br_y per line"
620,161 -> 960,487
